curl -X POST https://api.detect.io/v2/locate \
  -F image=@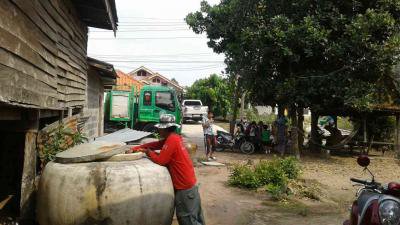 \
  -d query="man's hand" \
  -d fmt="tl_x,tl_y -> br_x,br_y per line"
136,148 -> 151,154
126,146 -> 149,154
126,148 -> 134,154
